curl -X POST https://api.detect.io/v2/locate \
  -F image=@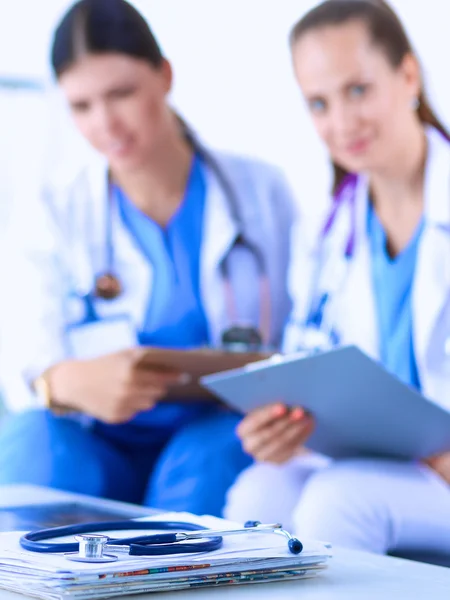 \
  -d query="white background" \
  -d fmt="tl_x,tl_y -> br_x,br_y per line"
0,0 -> 449,230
